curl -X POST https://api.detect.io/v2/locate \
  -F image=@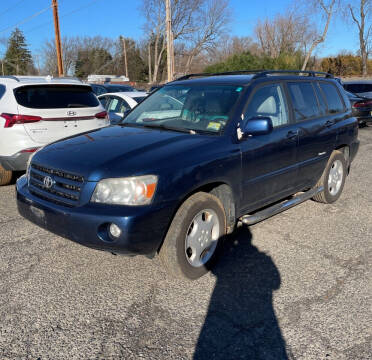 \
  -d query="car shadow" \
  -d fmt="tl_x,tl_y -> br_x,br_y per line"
193,226 -> 290,360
